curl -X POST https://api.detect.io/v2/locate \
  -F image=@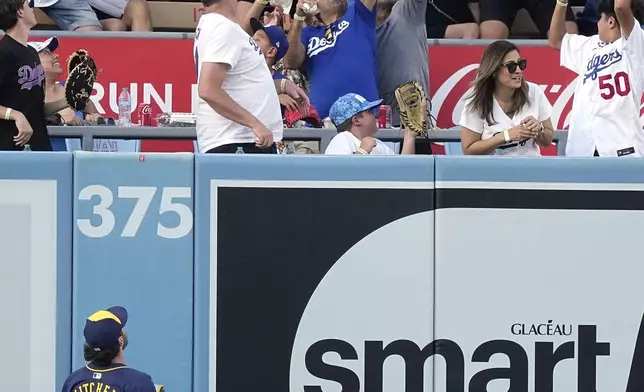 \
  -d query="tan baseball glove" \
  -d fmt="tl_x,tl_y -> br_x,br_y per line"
394,80 -> 428,137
